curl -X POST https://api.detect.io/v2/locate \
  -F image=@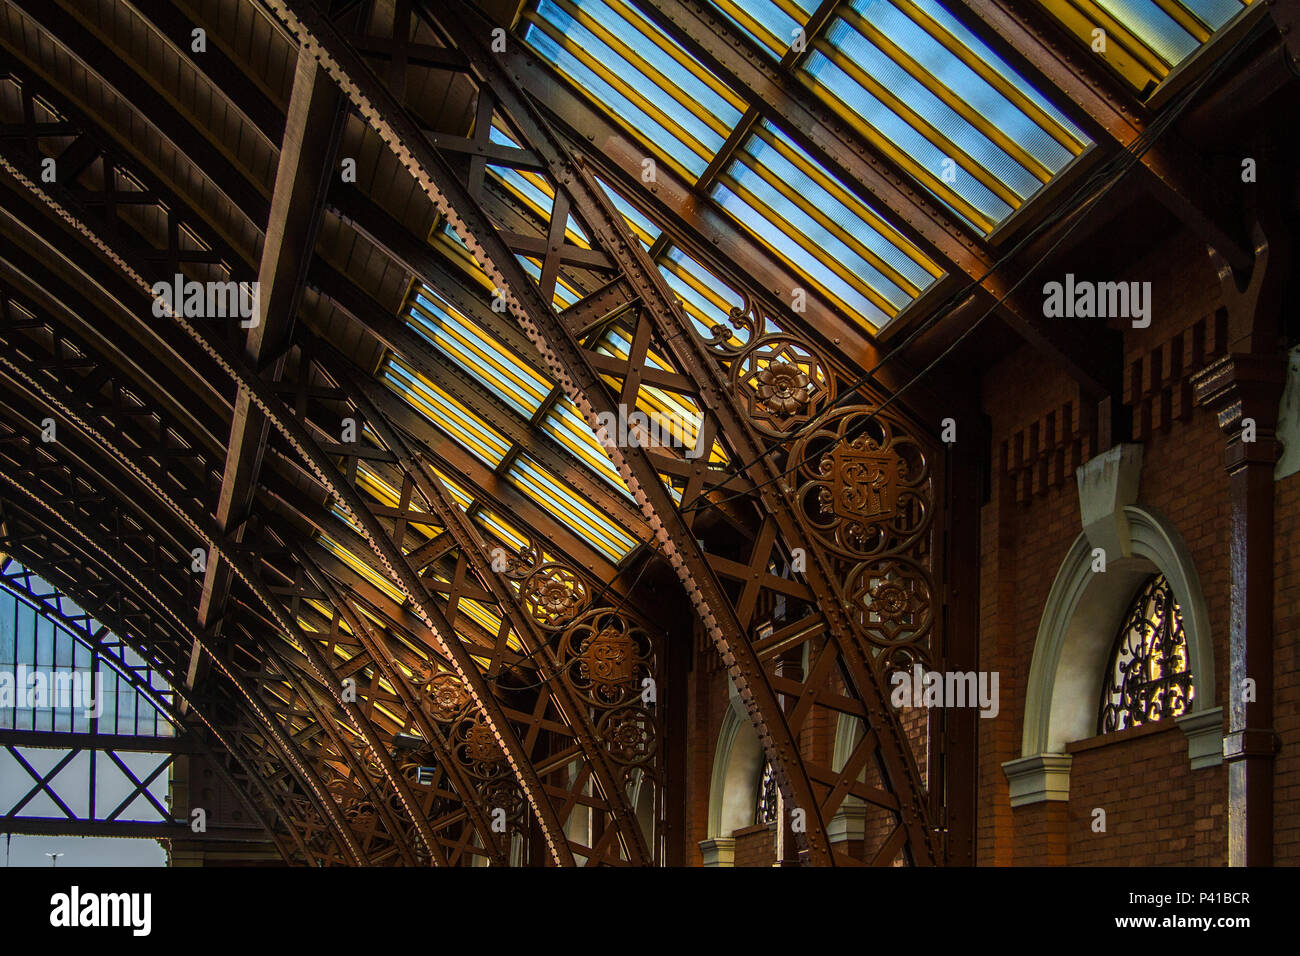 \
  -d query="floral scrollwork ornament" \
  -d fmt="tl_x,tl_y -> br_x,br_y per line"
425,672 -> 470,724
732,336 -> 834,437
558,608 -> 654,708
597,705 -> 657,767
521,563 -> 590,631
